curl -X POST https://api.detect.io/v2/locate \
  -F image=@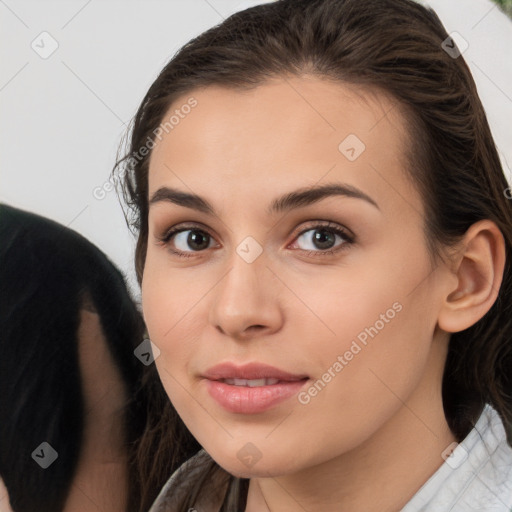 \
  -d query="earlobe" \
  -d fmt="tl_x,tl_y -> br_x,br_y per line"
437,220 -> 506,334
